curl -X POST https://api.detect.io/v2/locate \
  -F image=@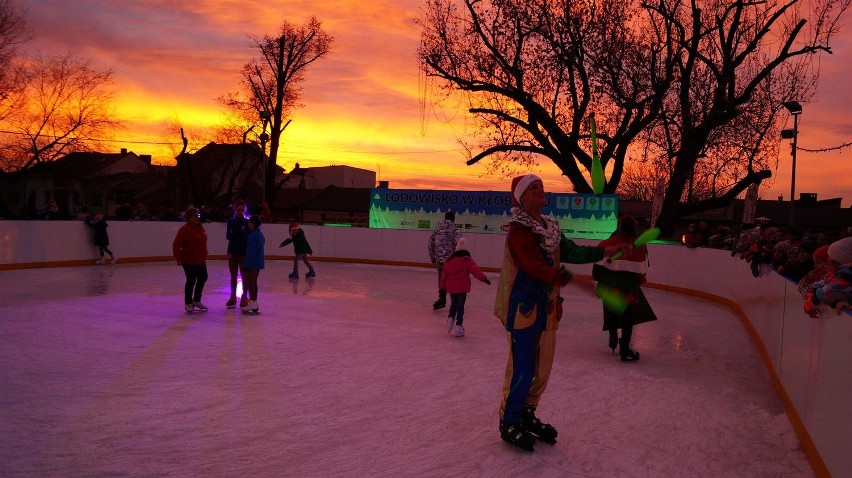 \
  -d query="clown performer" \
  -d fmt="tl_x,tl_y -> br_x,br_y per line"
493,174 -> 626,452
